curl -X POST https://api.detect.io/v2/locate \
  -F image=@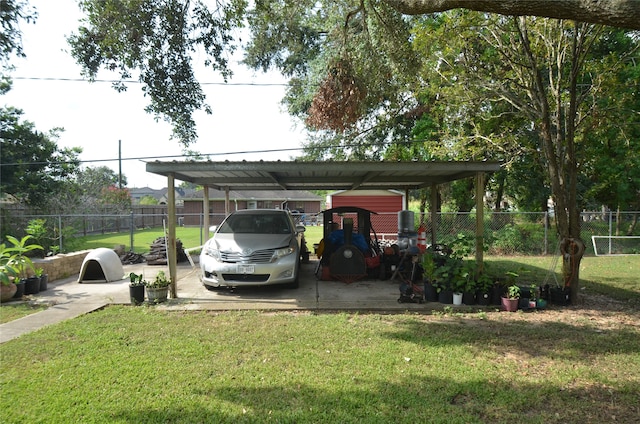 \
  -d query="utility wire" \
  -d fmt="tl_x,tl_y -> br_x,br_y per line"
0,140 -> 422,167
0,145 -> 305,167
11,76 -> 288,86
